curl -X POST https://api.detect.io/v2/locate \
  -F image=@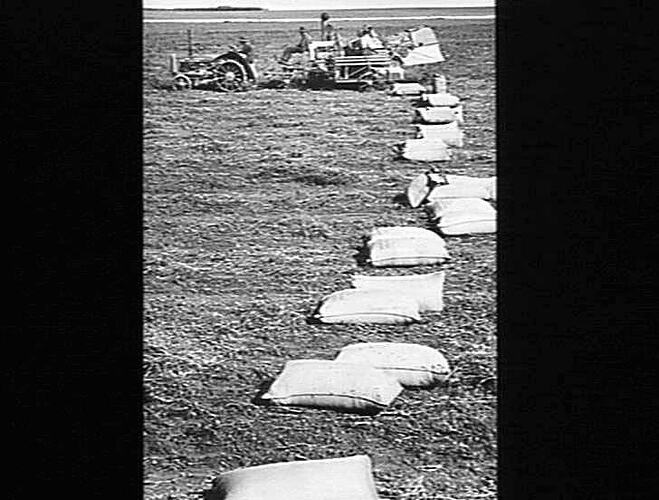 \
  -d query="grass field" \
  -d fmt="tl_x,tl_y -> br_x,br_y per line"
143,13 -> 496,500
